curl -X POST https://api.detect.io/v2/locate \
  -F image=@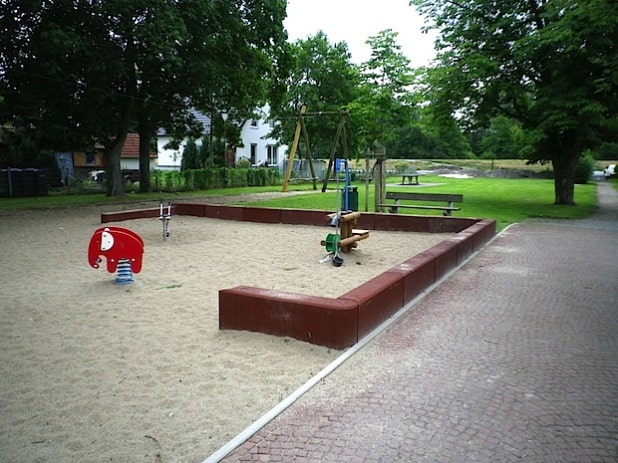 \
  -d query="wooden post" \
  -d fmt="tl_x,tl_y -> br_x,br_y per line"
374,146 -> 386,212
364,148 -> 370,212
321,113 -> 348,193
300,117 -> 317,190
282,105 -> 307,192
